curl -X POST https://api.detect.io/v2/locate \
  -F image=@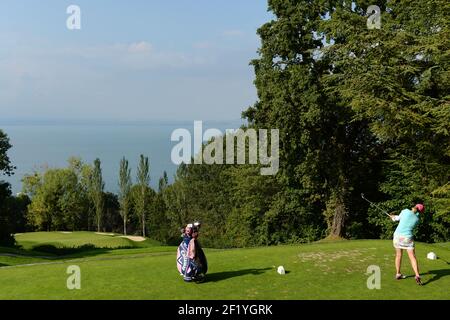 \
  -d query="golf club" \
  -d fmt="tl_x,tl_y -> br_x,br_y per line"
361,193 -> 391,217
